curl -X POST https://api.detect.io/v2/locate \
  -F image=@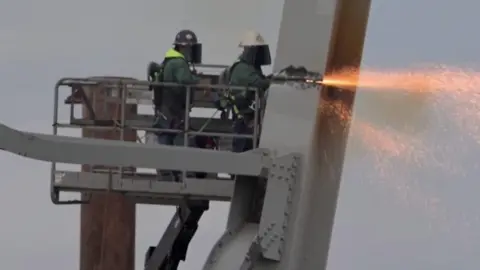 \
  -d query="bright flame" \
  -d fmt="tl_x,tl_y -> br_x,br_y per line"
323,66 -> 480,143
322,66 -> 480,91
